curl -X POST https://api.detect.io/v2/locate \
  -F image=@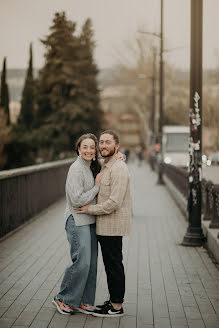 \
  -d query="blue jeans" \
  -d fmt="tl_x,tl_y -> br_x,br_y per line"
58,215 -> 98,307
